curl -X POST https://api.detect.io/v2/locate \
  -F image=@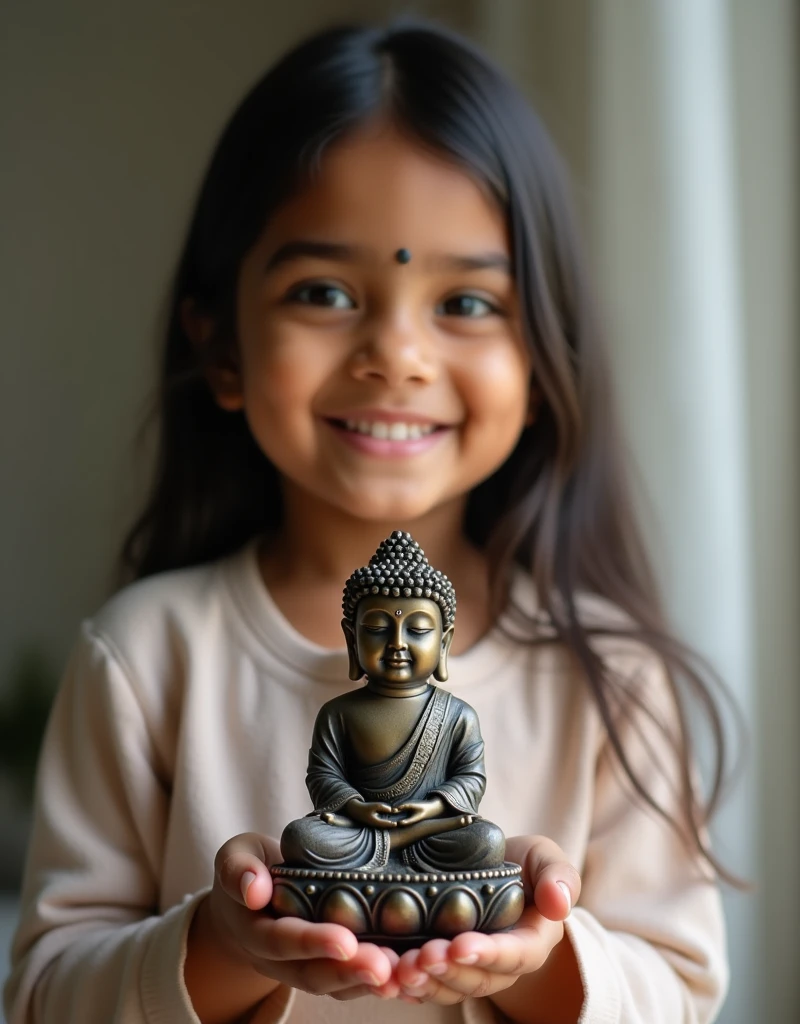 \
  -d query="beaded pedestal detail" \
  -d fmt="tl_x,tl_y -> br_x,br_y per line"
268,862 -> 524,952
